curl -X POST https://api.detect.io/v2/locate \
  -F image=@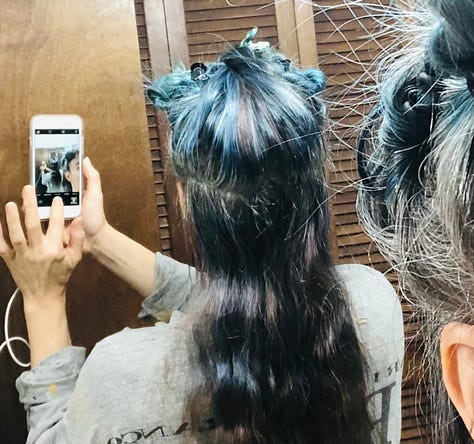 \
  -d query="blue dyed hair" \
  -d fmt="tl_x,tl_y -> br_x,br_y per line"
149,41 -> 372,443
